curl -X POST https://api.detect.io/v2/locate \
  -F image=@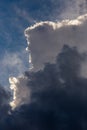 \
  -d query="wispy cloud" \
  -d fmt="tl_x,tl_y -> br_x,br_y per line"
14,6 -> 36,24
59,0 -> 87,19
0,50 -> 28,87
